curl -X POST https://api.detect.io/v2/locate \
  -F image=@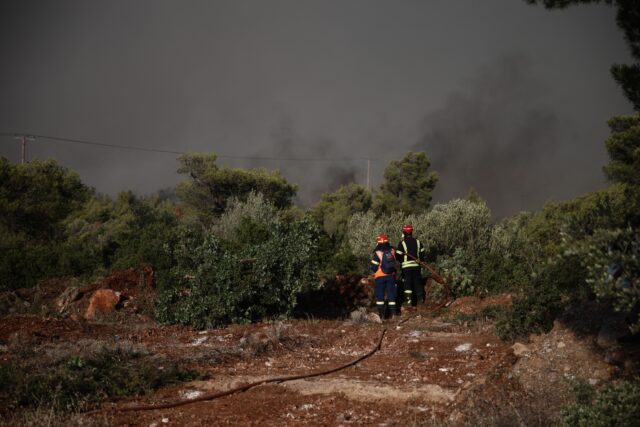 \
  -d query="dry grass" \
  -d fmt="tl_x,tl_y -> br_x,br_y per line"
41,339 -> 150,366
5,406 -> 110,427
